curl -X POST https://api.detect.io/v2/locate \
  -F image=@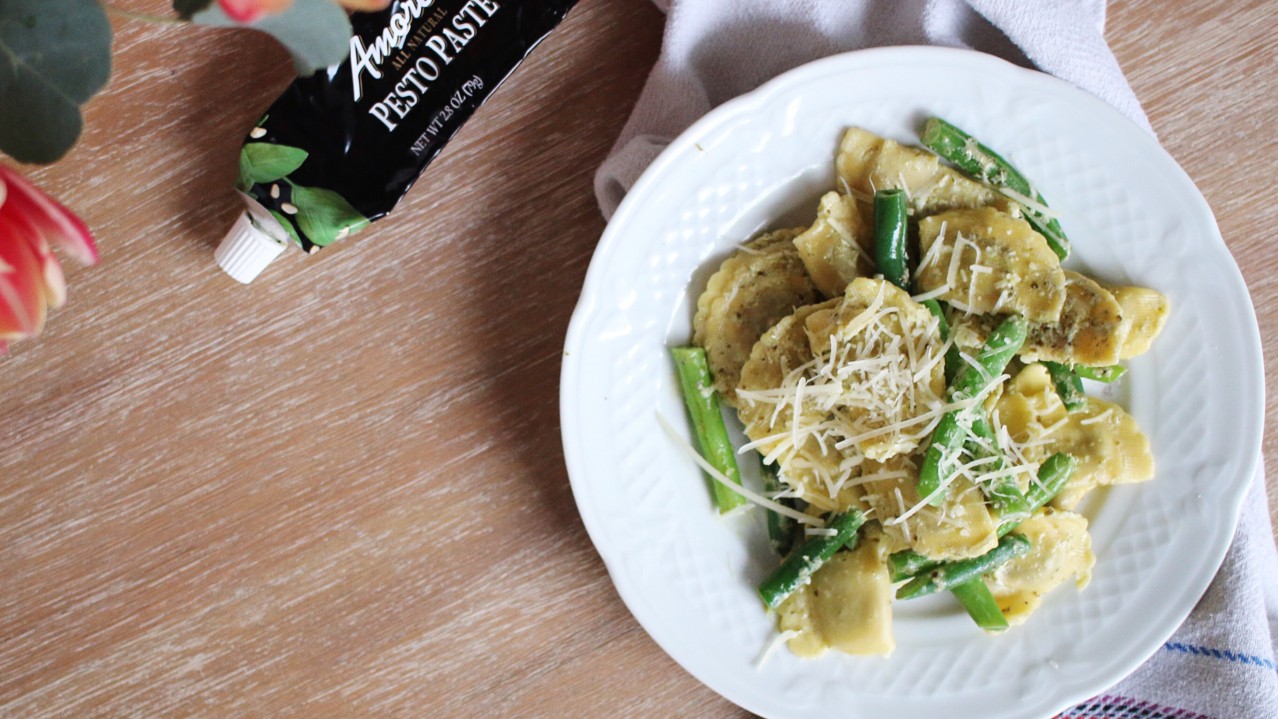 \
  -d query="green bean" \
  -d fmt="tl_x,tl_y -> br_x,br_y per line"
670,346 -> 746,513
998,452 -> 1077,536
950,579 -> 1010,631
921,298 -> 962,386
915,412 -> 963,506
759,510 -> 867,610
949,314 -> 1028,401
888,549 -> 936,583
1075,364 -> 1127,383
916,314 -> 1028,504
896,533 -> 1031,599
759,458 -> 799,557
1042,361 -> 1087,412
920,117 -> 1070,260
873,189 -> 909,290
968,414 -> 1029,520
